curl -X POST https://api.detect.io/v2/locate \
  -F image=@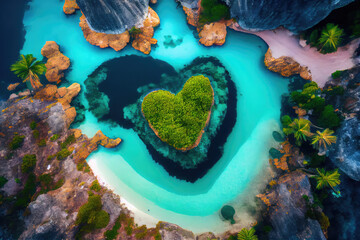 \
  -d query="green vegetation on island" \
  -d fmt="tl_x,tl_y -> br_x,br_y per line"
75,194 -> 110,239
199,0 -> 231,24
141,75 -> 214,150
